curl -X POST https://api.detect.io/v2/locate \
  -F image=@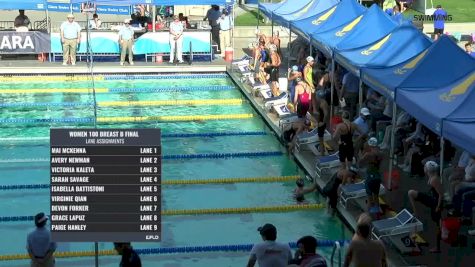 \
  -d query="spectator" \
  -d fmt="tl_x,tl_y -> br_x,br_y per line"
408,161 -> 443,253
27,212 -> 56,267
292,236 -> 327,267
178,13 -> 190,28
433,5 -> 447,40
113,242 -> 141,267
203,5 -> 221,53
217,9 -> 233,58
446,150 -> 471,198
465,43 -> 475,57
379,110 -> 411,150
247,223 -> 292,267
340,72 -> 359,119
352,107 -> 371,156
169,15 -> 184,64
343,220 -> 387,267
89,13 -> 101,29
288,65 -> 302,103
14,10 -> 30,28
359,137 -> 385,213
119,19 -> 135,66
304,56 -> 316,92
452,155 -> 475,217
60,14 -> 81,66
